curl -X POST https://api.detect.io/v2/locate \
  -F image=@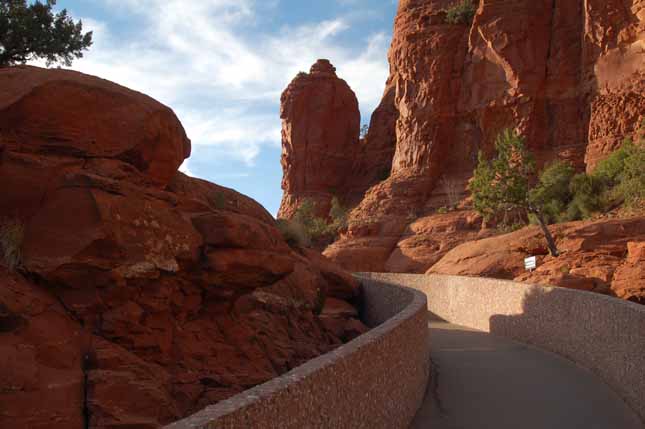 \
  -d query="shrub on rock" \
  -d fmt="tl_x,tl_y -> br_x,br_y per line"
445,0 -> 476,25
